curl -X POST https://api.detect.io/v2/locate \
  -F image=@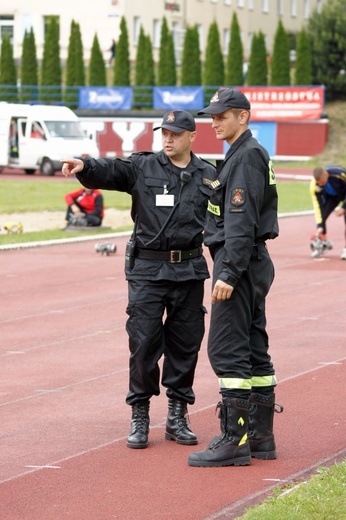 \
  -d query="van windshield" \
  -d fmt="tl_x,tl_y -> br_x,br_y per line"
44,121 -> 85,138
